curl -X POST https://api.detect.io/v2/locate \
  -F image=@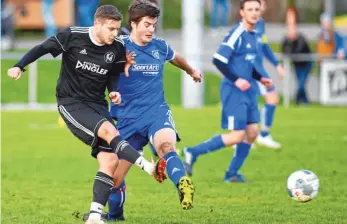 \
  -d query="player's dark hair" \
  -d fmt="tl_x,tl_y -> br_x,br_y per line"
94,5 -> 123,21
240,0 -> 261,9
128,1 -> 160,26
